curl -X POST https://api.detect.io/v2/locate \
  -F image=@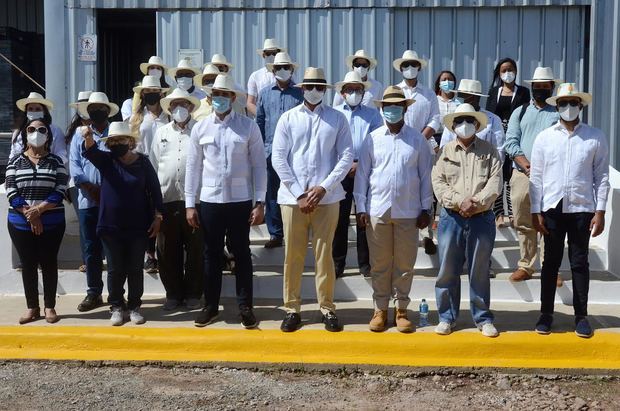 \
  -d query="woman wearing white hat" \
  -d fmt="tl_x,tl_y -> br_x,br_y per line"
247,38 -> 286,117
332,50 -> 384,108
82,121 -> 164,326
